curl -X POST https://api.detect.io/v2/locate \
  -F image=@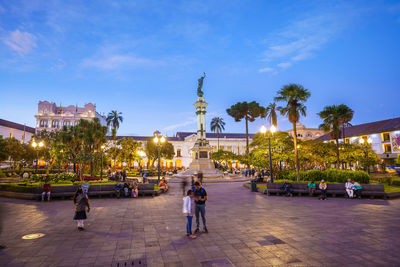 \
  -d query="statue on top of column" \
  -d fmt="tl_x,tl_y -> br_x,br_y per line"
197,72 -> 206,97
